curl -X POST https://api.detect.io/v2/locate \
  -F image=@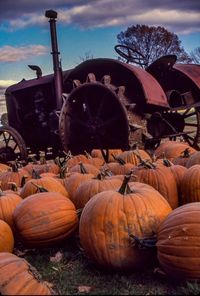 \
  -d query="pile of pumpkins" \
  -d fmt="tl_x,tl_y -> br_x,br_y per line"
1,141 -> 200,294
